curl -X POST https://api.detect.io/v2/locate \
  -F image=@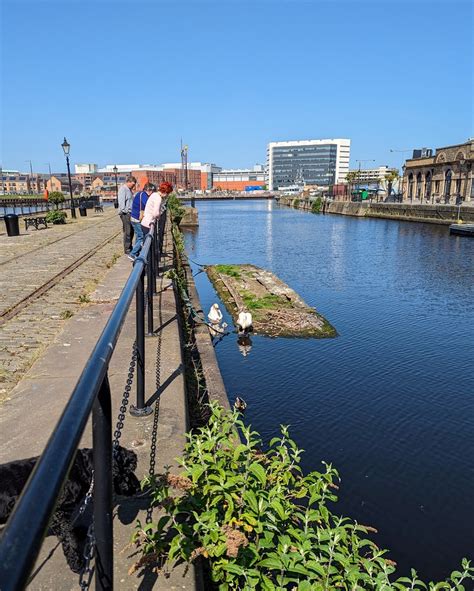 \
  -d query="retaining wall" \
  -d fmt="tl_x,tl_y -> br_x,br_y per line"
278,197 -> 474,225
